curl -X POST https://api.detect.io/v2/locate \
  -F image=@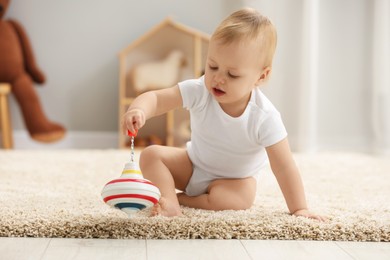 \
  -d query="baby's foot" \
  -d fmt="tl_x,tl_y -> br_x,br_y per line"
151,197 -> 182,217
